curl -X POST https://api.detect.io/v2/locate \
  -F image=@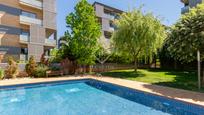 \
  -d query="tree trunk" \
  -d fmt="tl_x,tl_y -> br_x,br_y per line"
134,59 -> 138,72
88,65 -> 92,73
197,50 -> 201,90
101,63 -> 104,72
